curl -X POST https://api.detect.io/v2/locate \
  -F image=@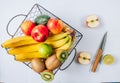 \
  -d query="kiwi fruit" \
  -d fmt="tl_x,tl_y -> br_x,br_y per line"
56,49 -> 69,63
45,54 -> 61,70
41,70 -> 54,82
31,58 -> 45,73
